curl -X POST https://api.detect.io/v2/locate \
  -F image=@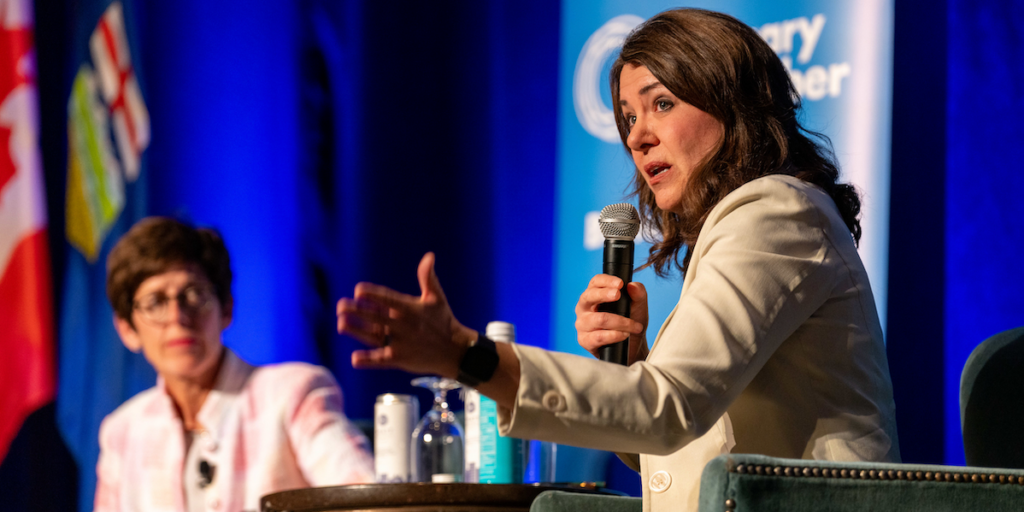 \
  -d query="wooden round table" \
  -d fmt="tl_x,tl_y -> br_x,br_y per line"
261,482 -> 616,512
